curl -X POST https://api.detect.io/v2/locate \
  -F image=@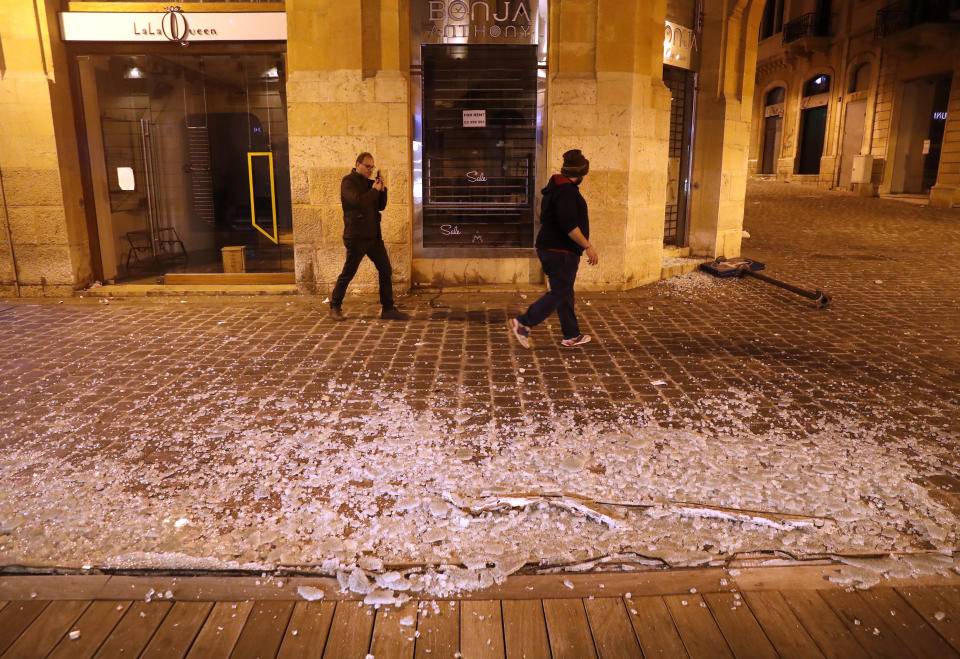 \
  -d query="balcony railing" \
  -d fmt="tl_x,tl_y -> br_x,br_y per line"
782,12 -> 831,43
875,0 -> 956,38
